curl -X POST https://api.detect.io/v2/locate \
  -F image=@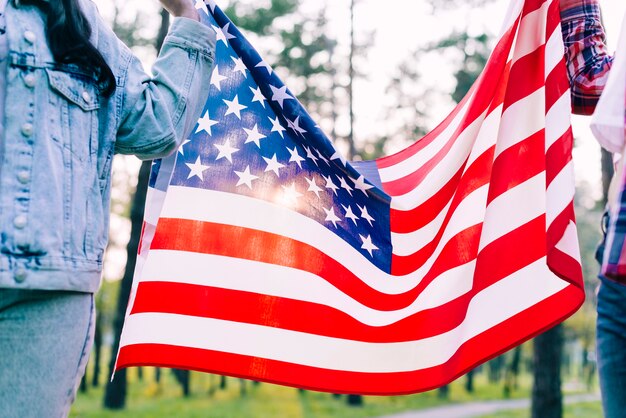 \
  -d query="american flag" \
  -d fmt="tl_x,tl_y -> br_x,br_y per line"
116,0 -> 584,395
